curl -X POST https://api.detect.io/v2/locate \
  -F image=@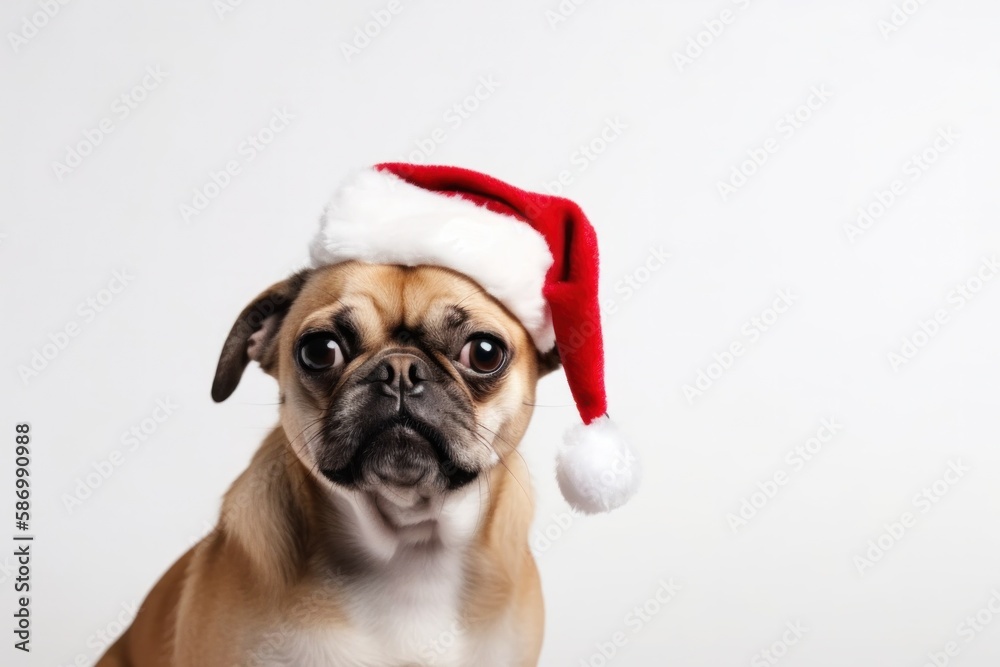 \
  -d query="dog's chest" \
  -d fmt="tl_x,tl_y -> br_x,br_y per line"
256,551 -> 512,667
